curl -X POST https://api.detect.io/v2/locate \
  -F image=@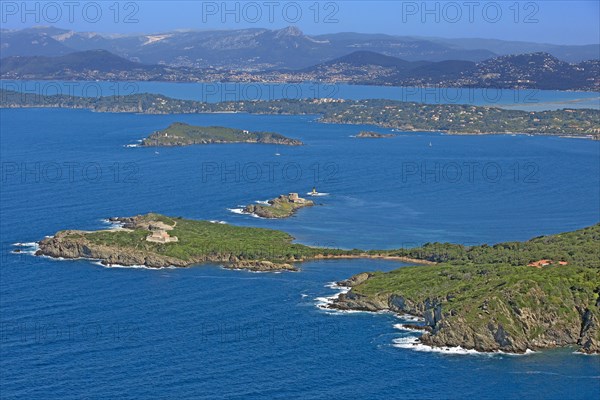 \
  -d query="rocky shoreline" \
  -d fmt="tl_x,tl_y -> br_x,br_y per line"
36,229 -> 301,271
34,230 -> 431,271
328,272 -> 599,354
33,214 -> 436,271
30,215 -> 600,355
